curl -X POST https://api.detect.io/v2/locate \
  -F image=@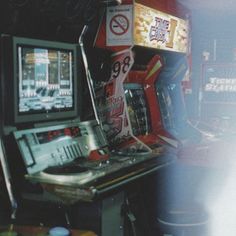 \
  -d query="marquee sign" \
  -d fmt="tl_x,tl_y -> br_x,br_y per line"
134,3 -> 188,53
